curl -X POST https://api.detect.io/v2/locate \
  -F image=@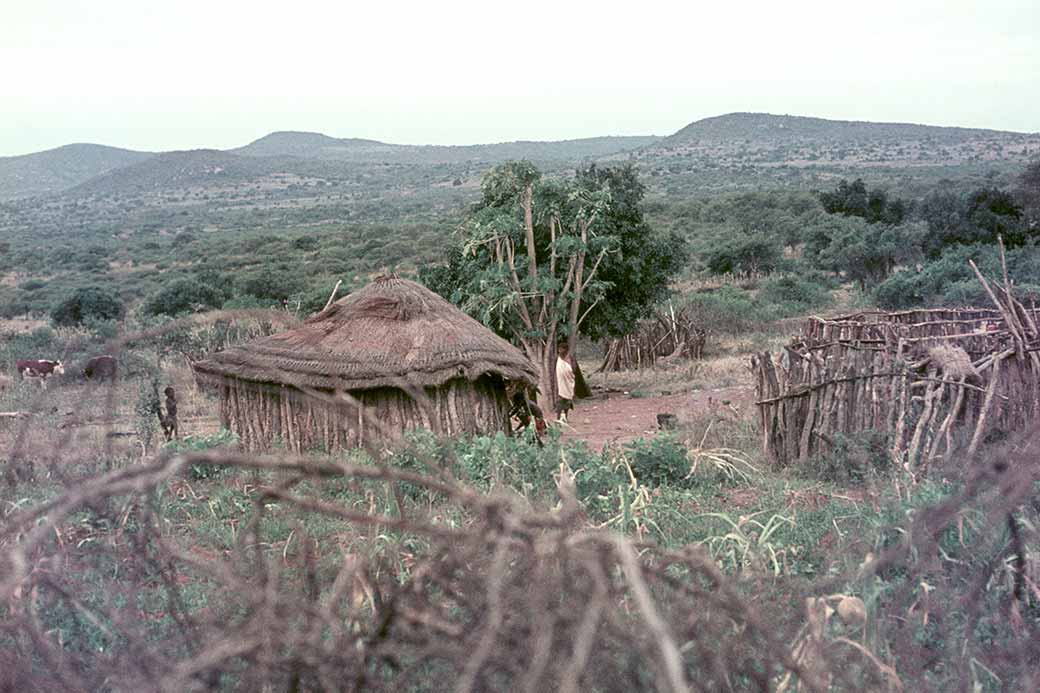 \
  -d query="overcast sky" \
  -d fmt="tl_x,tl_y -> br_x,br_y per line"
2,0 -> 1038,156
